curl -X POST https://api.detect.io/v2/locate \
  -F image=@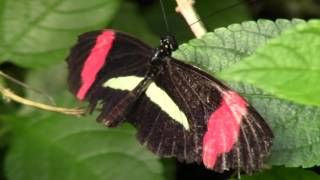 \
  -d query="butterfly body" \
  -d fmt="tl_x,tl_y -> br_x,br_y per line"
67,29 -> 273,174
